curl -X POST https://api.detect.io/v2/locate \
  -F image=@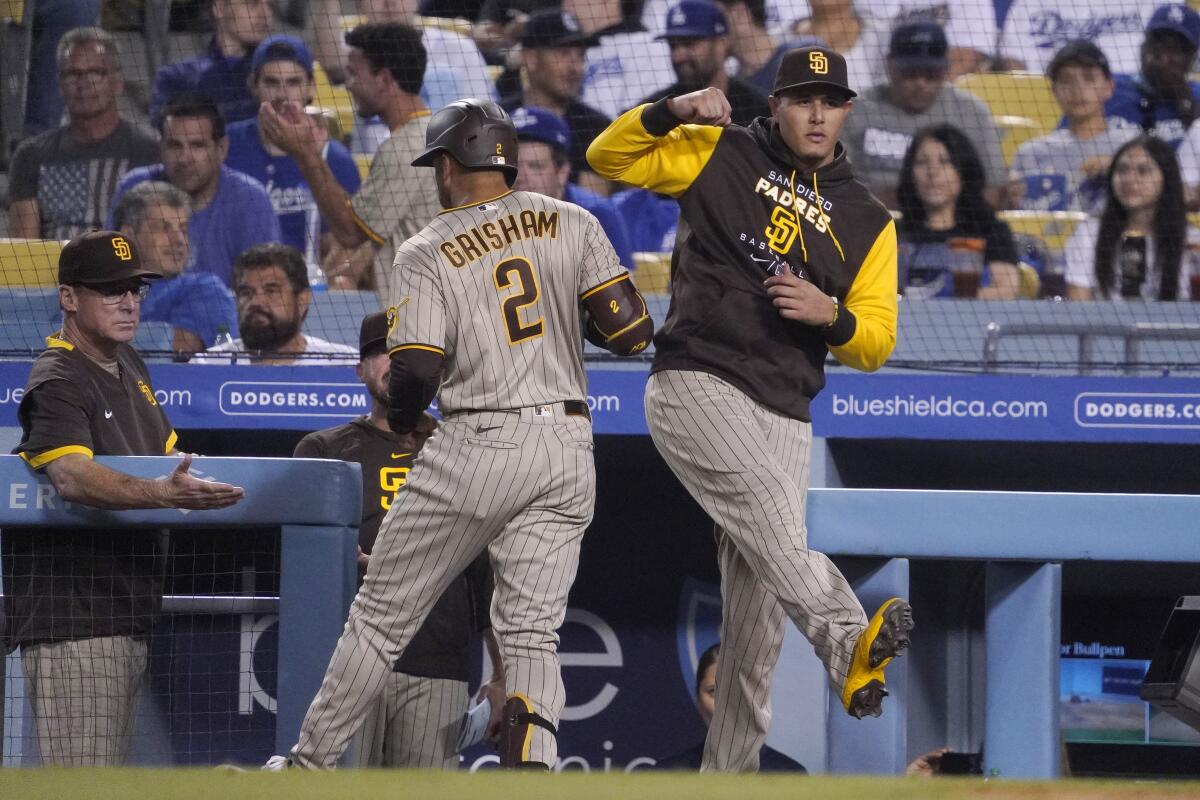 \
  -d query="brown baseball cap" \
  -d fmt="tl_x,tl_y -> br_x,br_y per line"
772,46 -> 856,98
58,230 -> 163,285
